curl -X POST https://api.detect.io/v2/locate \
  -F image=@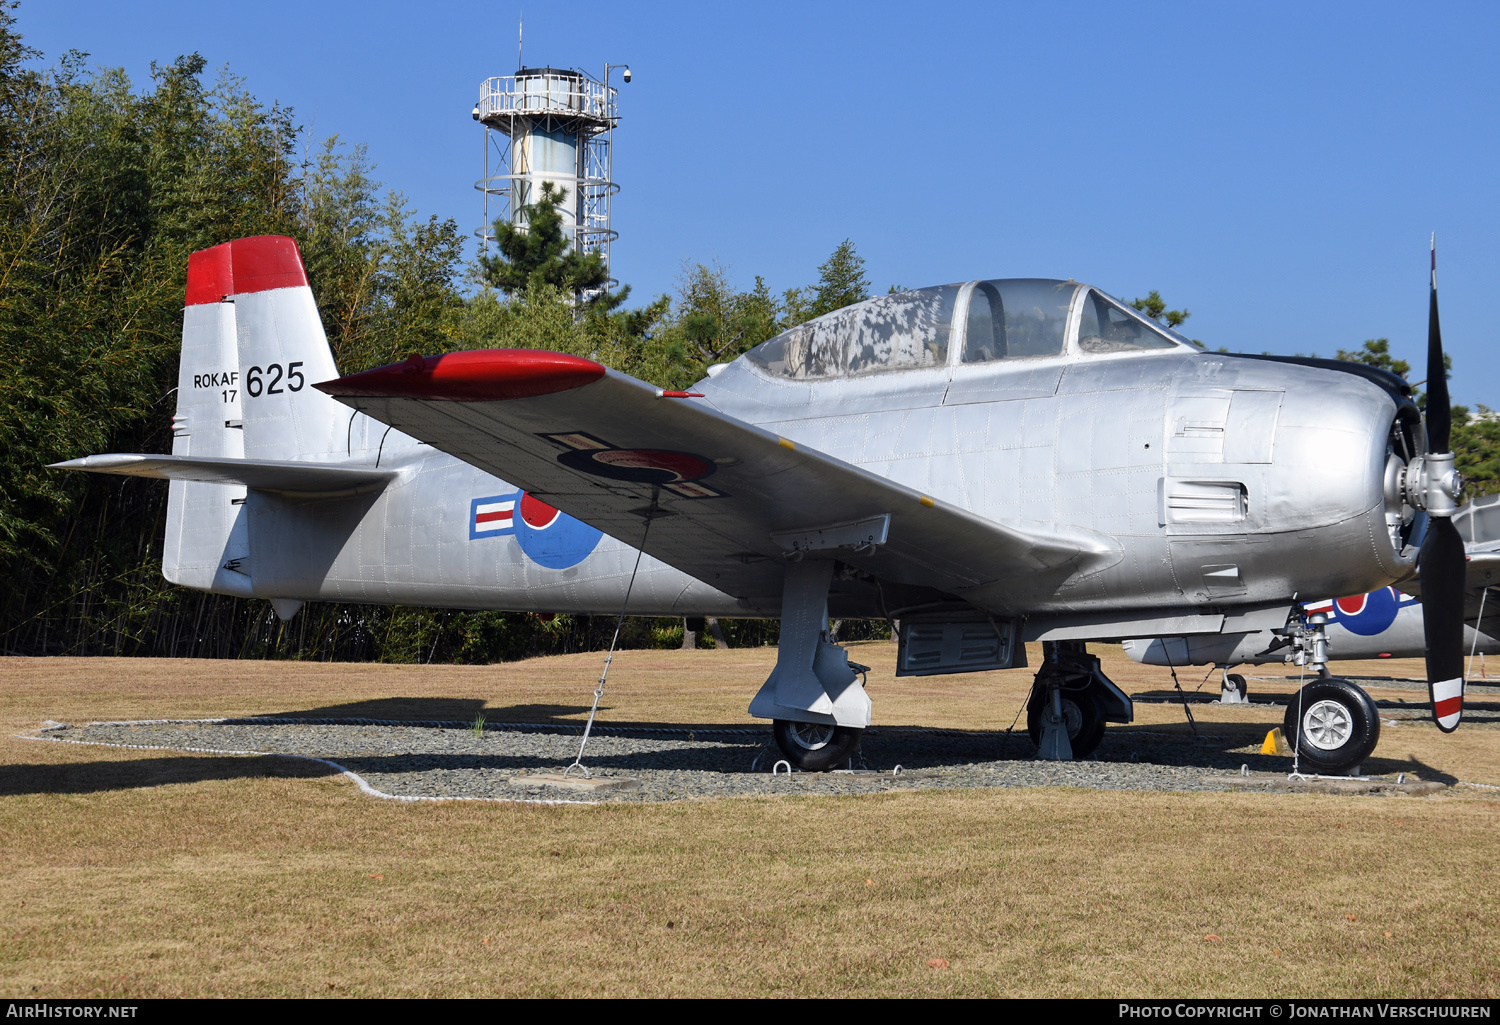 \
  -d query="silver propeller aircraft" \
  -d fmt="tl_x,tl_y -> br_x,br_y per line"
54,235 -> 1473,773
